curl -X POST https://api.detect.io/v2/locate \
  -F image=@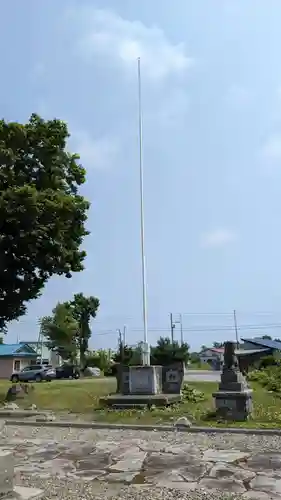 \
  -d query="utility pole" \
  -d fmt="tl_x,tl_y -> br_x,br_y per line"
233,310 -> 239,349
123,325 -> 127,346
170,313 -> 175,343
37,319 -> 44,364
170,313 -> 184,345
117,329 -> 124,362
179,314 -> 184,346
